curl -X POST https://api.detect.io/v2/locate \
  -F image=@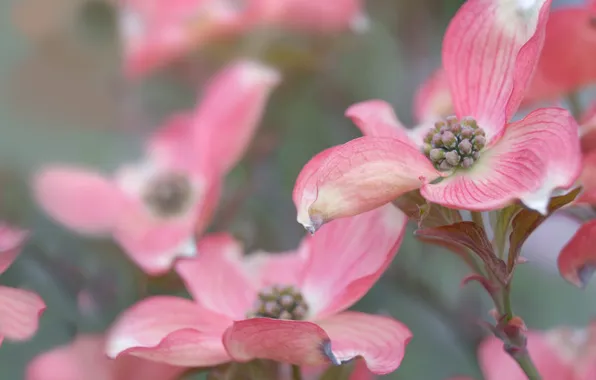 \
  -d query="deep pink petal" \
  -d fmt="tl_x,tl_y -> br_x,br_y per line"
525,8 -> 596,105
578,152 -> 596,204
301,204 -> 407,318
26,334 -> 186,380
106,295 -> 230,366
193,60 -> 281,177
175,234 -> 257,318
0,286 -> 45,343
478,332 -> 573,380
316,312 -> 412,375
222,318 -> 332,366
413,68 -> 452,123
442,0 -> 551,140
293,136 -> 440,233
422,108 -> 581,213
243,238 -> 310,287
33,166 -> 127,234
580,102 -> 596,155
121,0 -> 248,78
557,220 -> 596,288
0,224 -> 28,274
